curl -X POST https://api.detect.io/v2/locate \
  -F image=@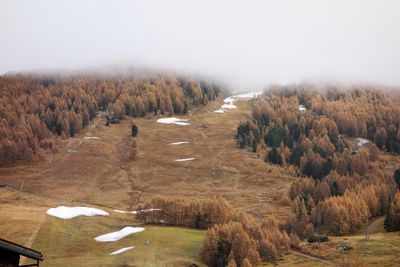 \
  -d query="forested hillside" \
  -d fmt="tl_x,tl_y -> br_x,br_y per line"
0,72 -> 221,165
237,84 -> 400,237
